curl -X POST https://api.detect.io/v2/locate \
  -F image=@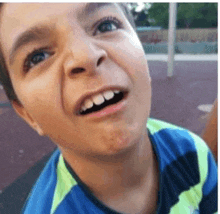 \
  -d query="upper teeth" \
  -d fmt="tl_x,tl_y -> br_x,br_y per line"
80,89 -> 120,113
103,90 -> 114,100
